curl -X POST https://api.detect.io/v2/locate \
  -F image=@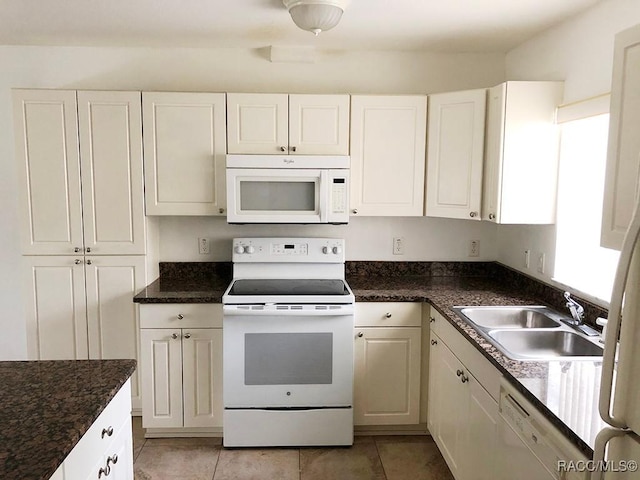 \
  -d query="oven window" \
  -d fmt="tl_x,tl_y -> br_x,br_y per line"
244,333 -> 332,385
240,181 -> 316,212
